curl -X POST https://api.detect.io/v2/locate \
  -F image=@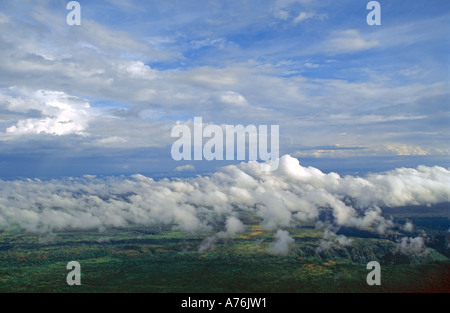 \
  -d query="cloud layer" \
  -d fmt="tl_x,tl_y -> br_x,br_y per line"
0,155 -> 448,238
